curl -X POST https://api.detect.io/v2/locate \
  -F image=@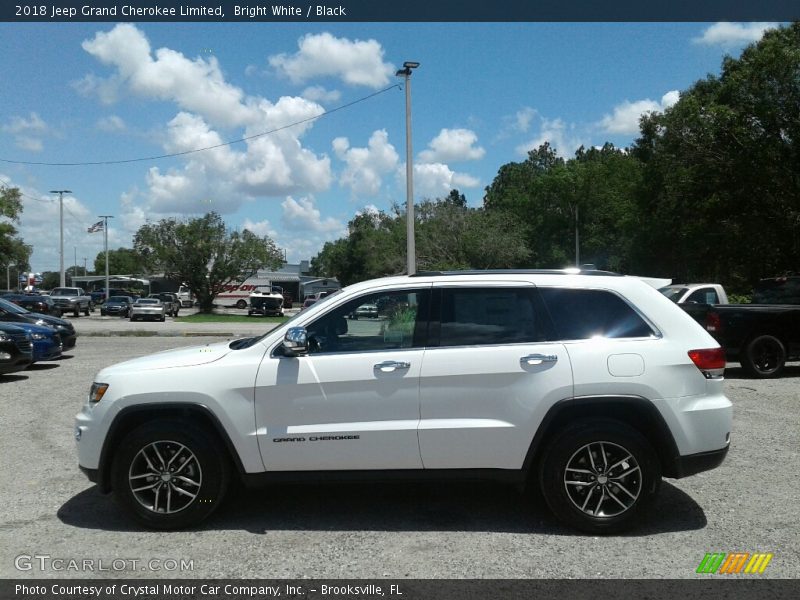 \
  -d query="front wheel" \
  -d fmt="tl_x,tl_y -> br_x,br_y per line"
740,334 -> 786,378
539,419 -> 660,534
84,305 -> 90,316
111,421 -> 230,529
235,300 -> 247,310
